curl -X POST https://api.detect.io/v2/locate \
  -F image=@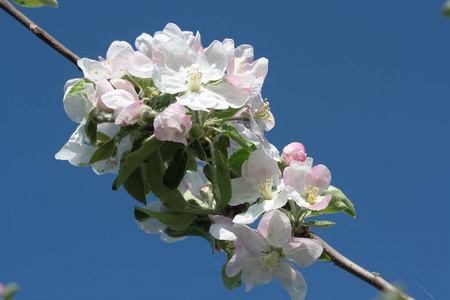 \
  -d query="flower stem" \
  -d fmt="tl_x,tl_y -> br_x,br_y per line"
308,233 -> 416,300
0,0 -> 80,67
